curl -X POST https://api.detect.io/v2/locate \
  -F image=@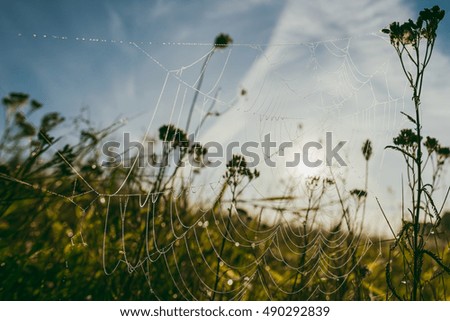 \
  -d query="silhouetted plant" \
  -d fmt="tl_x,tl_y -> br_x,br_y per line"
211,154 -> 259,300
382,5 -> 450,300
185,33 -> 233,133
